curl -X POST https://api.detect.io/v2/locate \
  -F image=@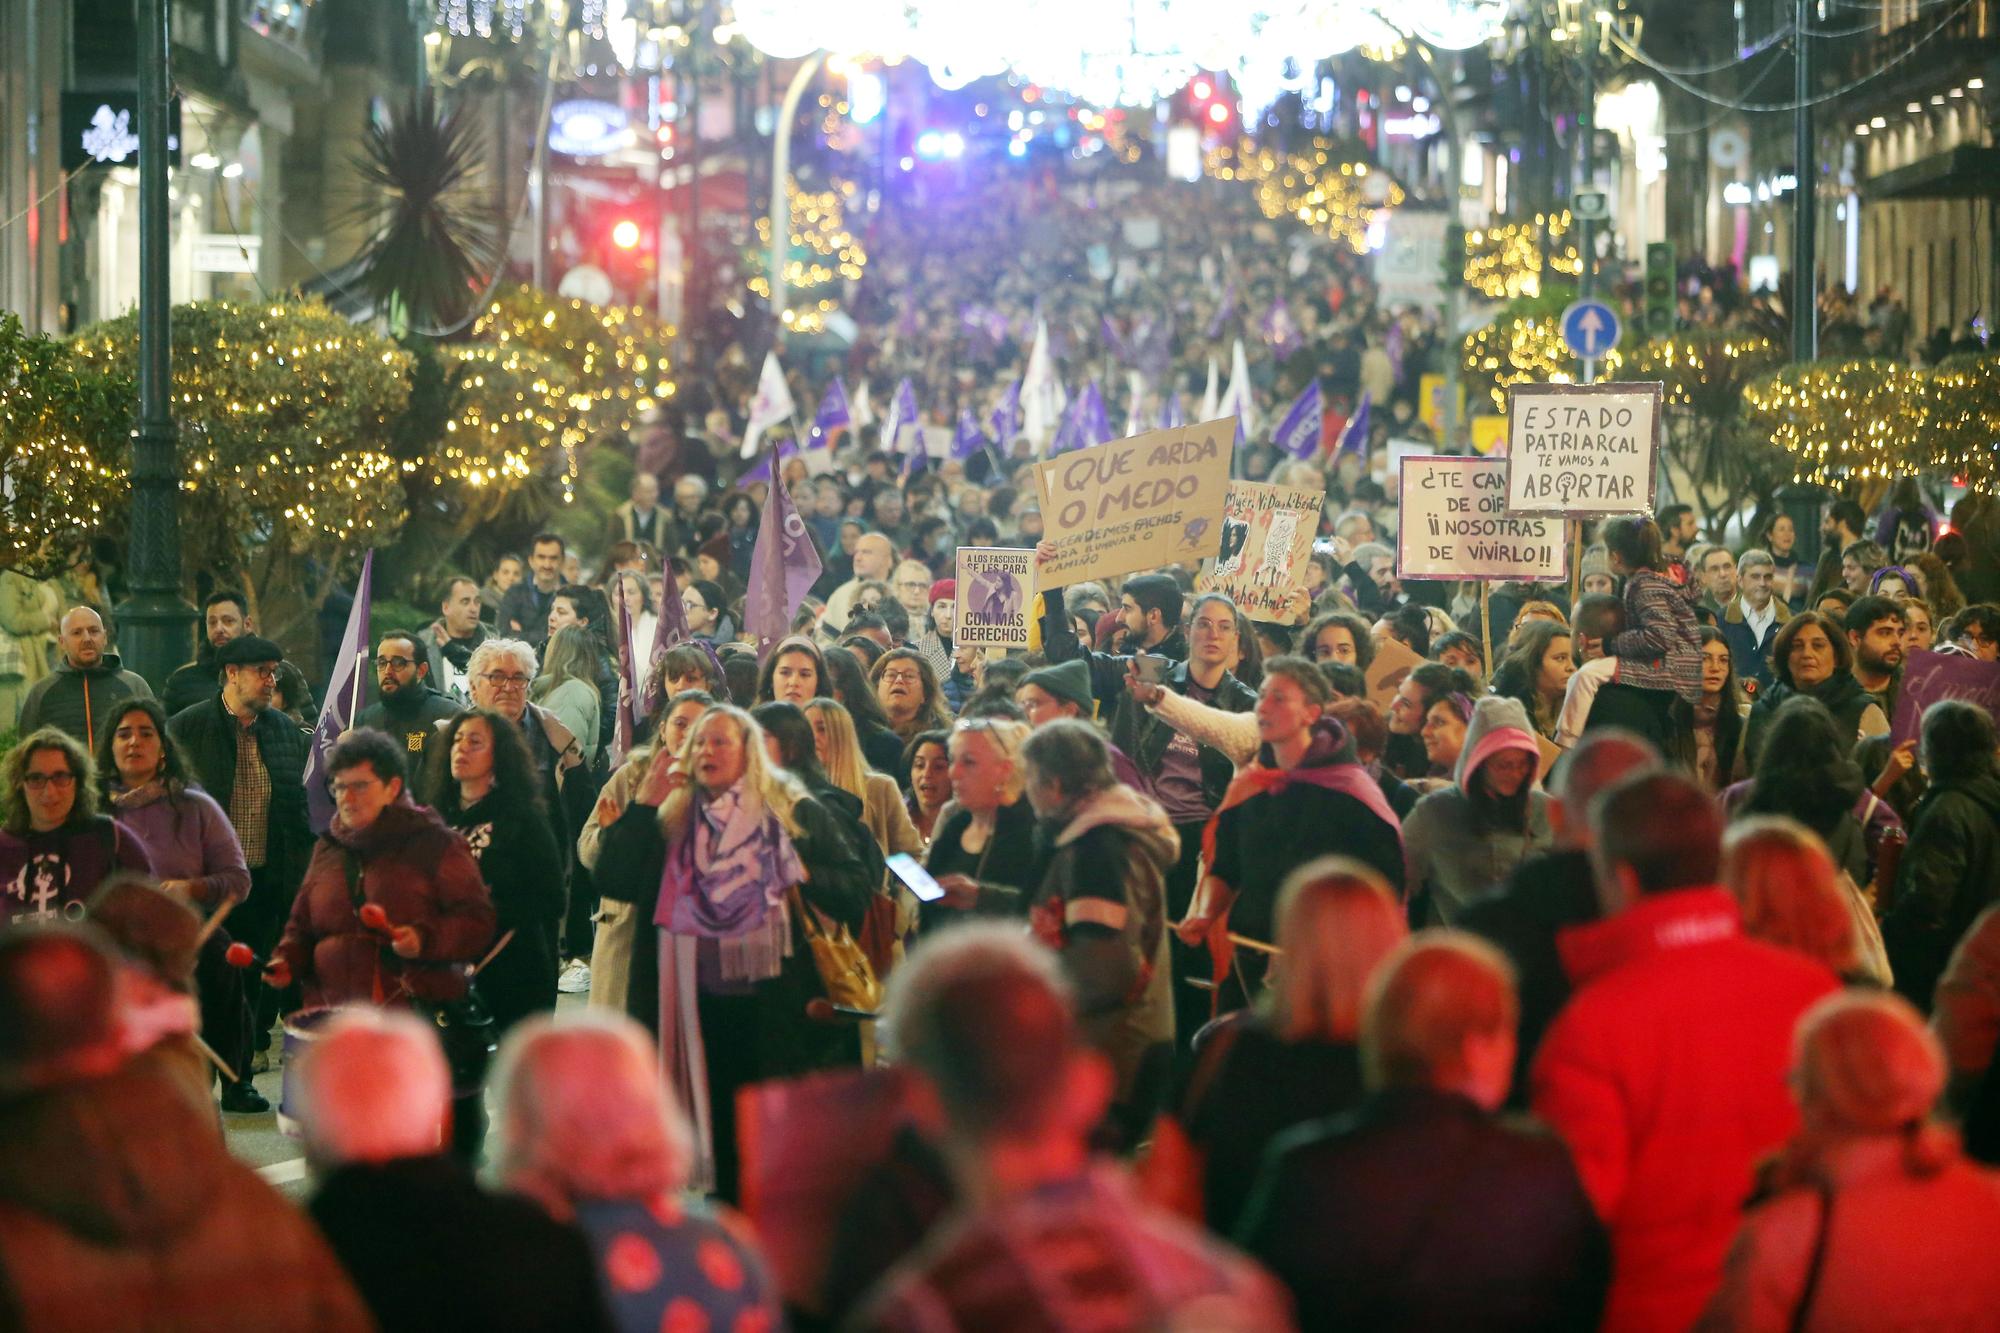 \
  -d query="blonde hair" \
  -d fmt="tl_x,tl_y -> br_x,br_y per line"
658,704 -> 807,842
1795,990 -> 1954,1174
1723,817 -> 1859,976
1361,931 -> 1517,1091
489,1012 -> 692,1215
1267,857 -> 1408,1043
803,698 -> 869,802
948,717 -> 1031,803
